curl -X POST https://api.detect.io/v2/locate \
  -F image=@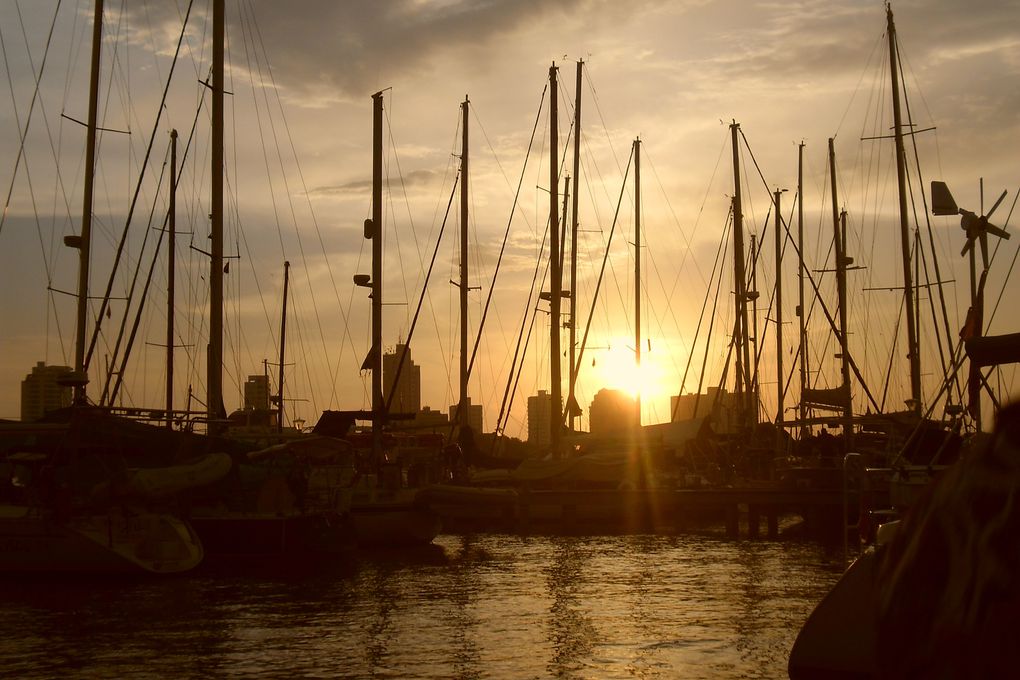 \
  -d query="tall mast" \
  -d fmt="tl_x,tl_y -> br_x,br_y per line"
797,143 -> 808,438
839,211 -> 854,446
458,96 -> 469,431
634,137 -> 642,428
750,233 -> 760,422
371,91 -> 384,461
773,188 -> 784,447
548,63 -> 562,457
71,0 -> 104,404
887,5 -> 921,414
567,60 -> 582,432
208,0 -> 225,426
277,260 -> 290,433
829,139 -> 853,447
166,129 -> 177,428
730,122 -> 752,427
